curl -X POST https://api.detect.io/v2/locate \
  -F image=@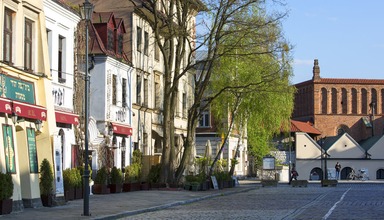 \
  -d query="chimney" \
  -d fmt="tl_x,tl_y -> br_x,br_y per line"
312,59 -> 320,80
